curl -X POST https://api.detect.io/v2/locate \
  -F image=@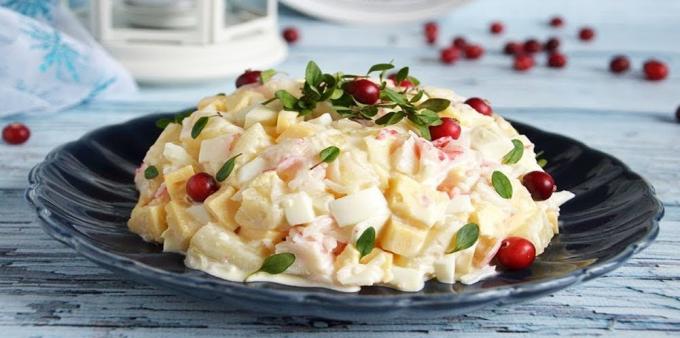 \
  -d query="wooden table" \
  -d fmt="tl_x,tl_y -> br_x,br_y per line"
2,0 -> 679,336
